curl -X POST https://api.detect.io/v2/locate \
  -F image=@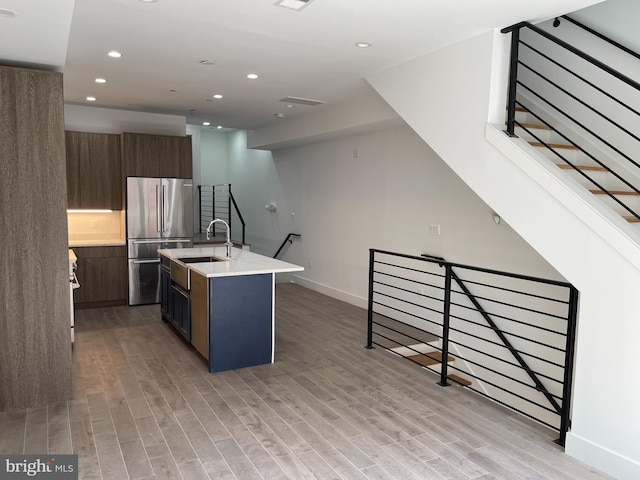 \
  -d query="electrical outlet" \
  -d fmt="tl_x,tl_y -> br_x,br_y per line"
90,219 -> 98,230
429,224 -> 440,236
308,260 -> 313,269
